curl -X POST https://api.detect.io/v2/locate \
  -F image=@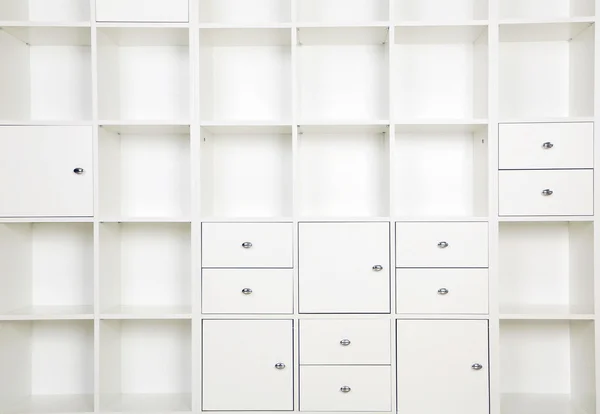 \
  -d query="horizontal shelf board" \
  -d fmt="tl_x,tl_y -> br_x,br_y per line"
499,216 -> 595,223
0,120 -> 93,126
0,217 -> 94,223
99,217 -> 192,223
200,120 -> 292,127
499,116 -> 595,124
298,123 -> 389,134
297,26 -> 389,45
500,305 -> 595,320
100,393 -> 191,413
100,125 -> 190,135
0,306 -> 94,321
2,394 -> 93,414
0,21 -> 91,27
500,21 -> 594,42
499,16 -> 596,25
394,217 -> 489,222
199,22 -> 292,29
501,393 -> 590,414
97,22 -> 190,29
500,314 -> 595,320
100,306 -> 192,320
394,314 -> 490,320
201,217 -> 293,222
100,120 -> 190,126
298,217 -> 392,222
296,21 -> 391,28
395,20 -> 489,27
